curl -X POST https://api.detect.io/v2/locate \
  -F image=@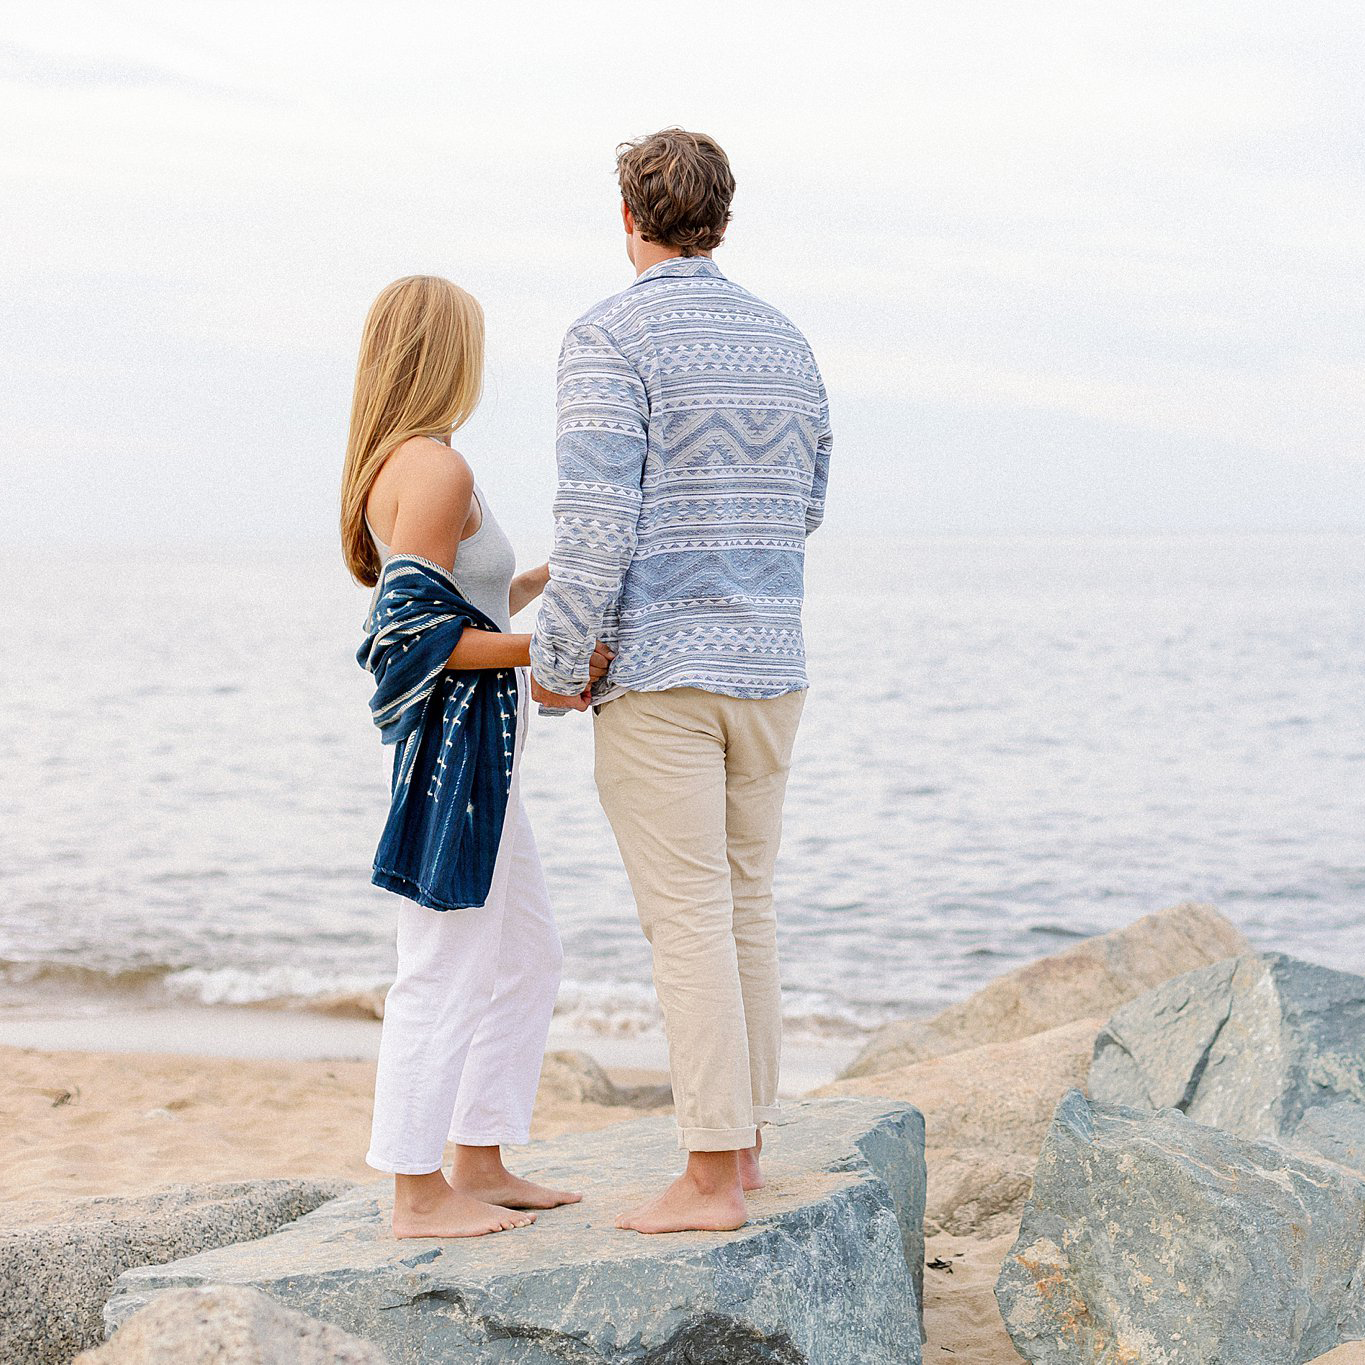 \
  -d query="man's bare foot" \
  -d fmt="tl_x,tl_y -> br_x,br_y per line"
738,1128 -> 764,1192
449,1144 -> 582,1210
392,1171 -> 535,1239
615,1152 -> 747,1235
